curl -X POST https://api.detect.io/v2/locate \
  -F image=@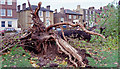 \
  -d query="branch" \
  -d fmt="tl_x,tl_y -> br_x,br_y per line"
27,0 -> 33,13
59,26 -> 67,41
0,42 -> 20,54
27,0 -> 44,32
34,2 -> 42,18
20,32 -> 32,40
46,22 -> 105,39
